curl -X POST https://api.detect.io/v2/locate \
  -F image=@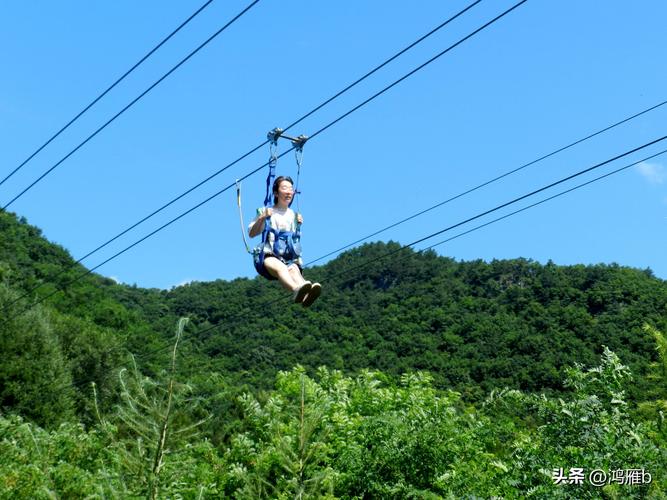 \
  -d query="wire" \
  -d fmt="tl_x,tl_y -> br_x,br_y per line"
53,137 -> 667,393
1,0 -> 261,210
306,0 -> 529,143
14,0 -> 664,414
305,98 -> 667,266
318,135 -> 667,282
138,141 -> 667,381
421,149 -> 667,253
0,0 -> 215,190
14,0 -> 533,393
9,0 -> 528,322
3,0 -> 485,311
279,0 -> 483,132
